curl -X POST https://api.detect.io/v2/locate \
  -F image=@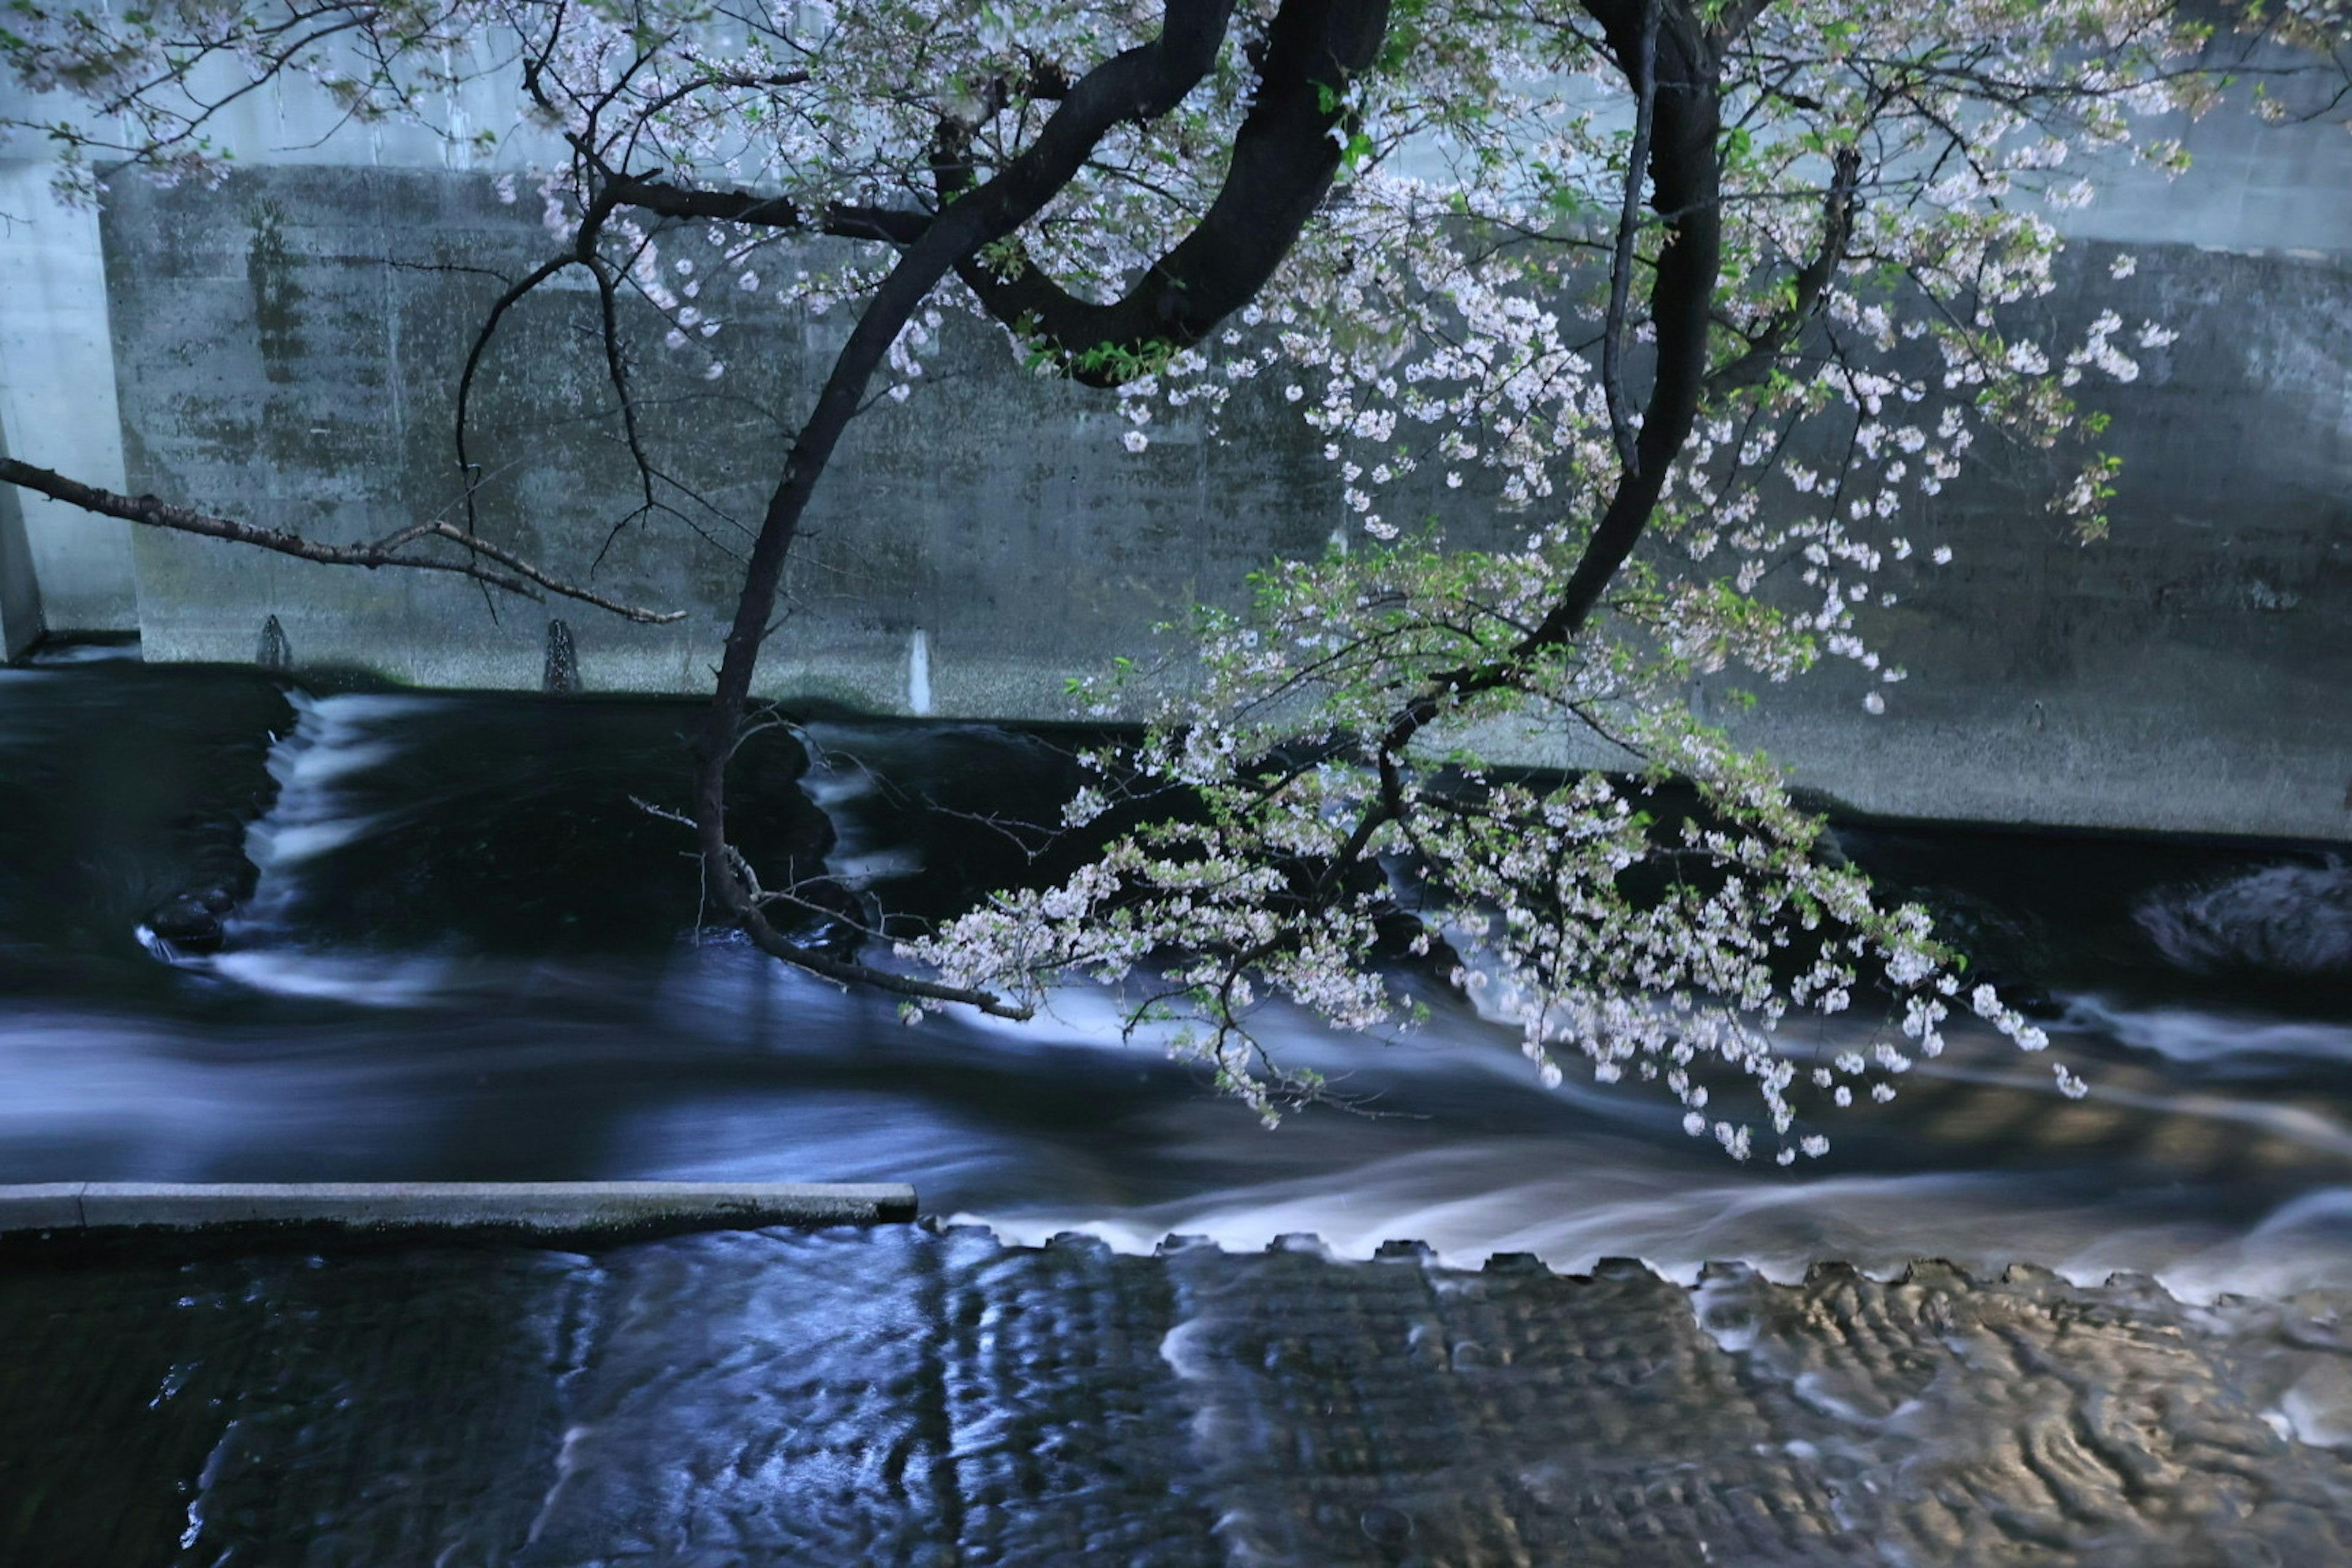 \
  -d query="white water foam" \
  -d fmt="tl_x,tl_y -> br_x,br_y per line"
208,690 -> 453,1006
236,692 -> 437,932
0,1012 -> 435,1177
793,723 -> 925,886
2062,994 -> 2352,1068
2158,1187 -> 2352,1302
956,1158 -> 2122,1283
2136,858 -> 2352,976
966,1149 -> 2352,1306
208,949 -> 459,1009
